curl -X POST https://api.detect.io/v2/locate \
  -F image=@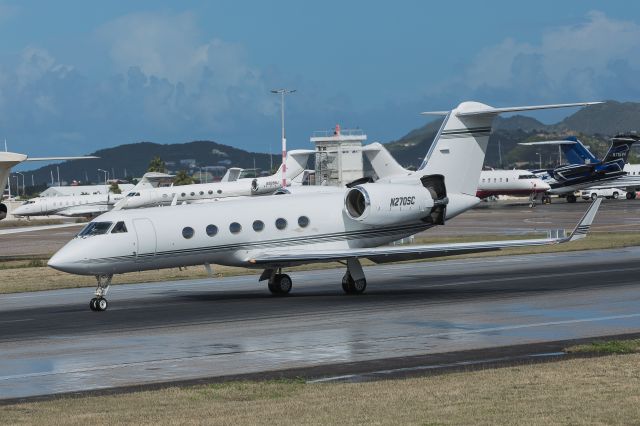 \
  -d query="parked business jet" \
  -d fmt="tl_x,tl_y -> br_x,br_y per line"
521,135 -> 640,202
47,101 -> 602,311
12,173 -> 171,218
579,163 -> 640,199
477,169 -> 550,203
114,150 -> 314,210
13,192 -> 125,218
0,151 -> 98,220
